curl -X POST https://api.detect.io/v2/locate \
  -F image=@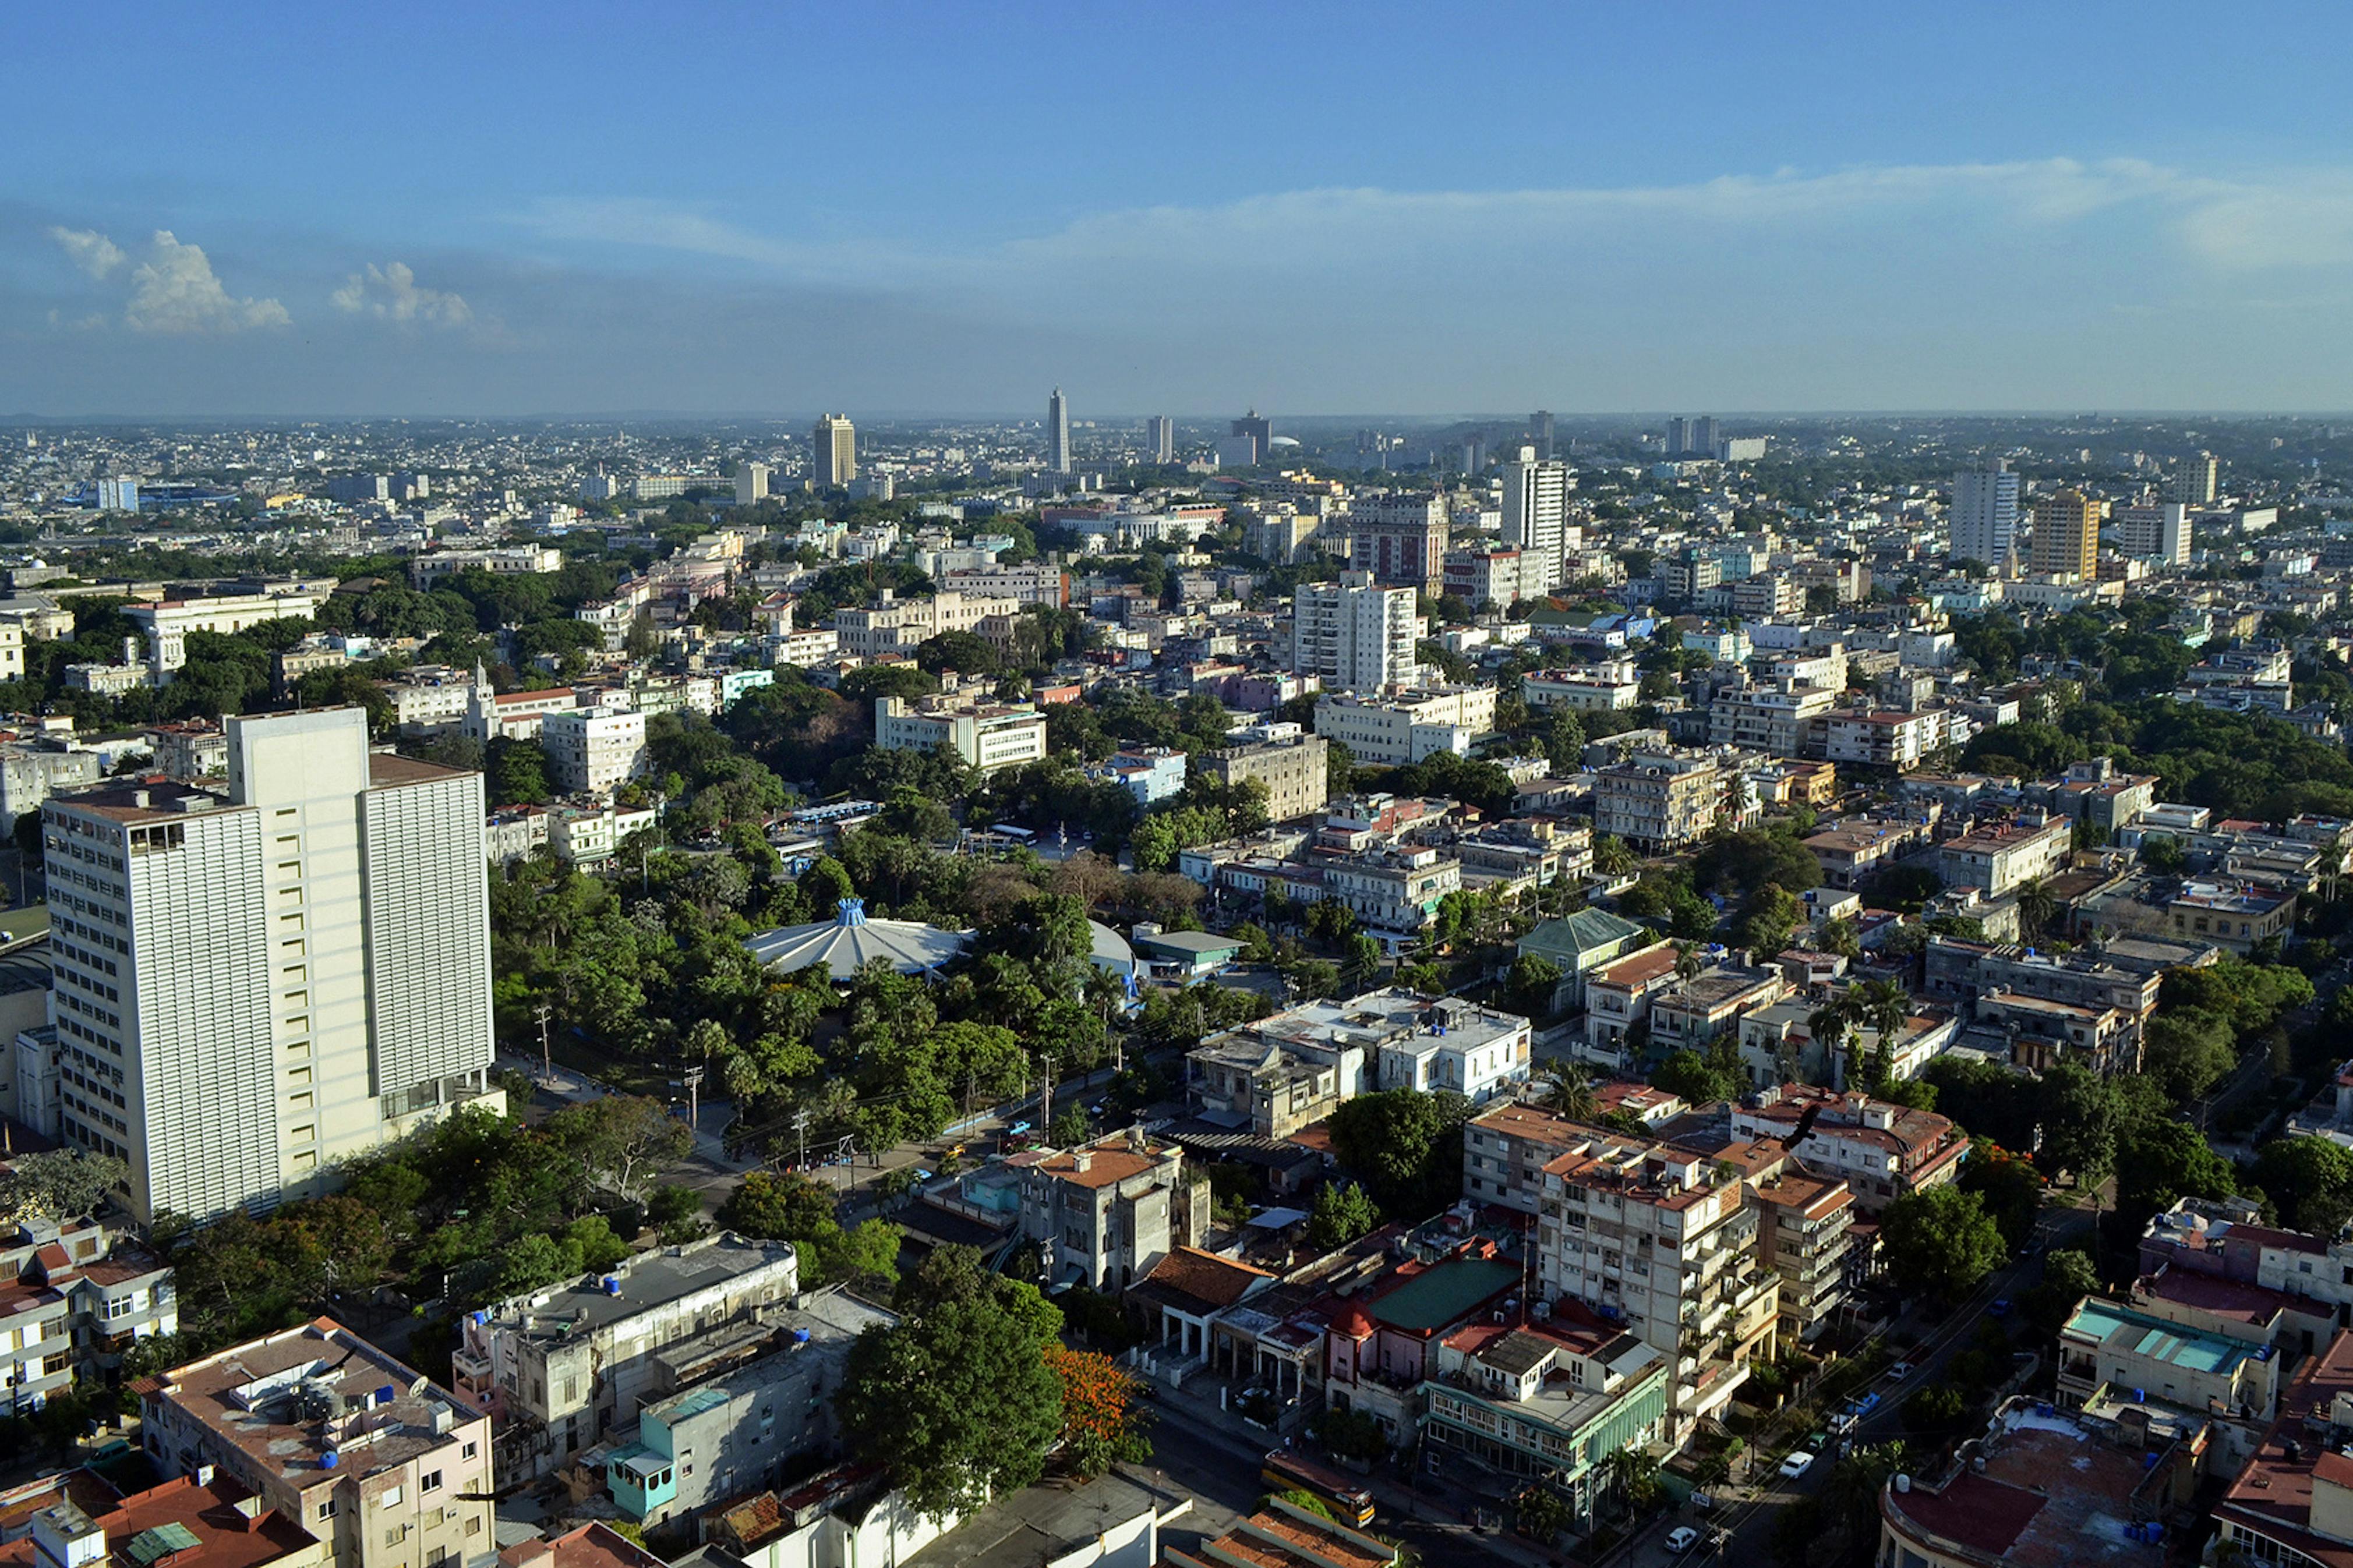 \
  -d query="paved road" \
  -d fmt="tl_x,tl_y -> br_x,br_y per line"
1614,1201 -> 2093,1568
